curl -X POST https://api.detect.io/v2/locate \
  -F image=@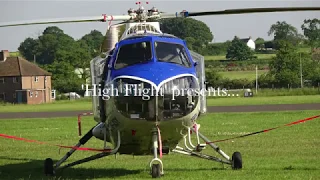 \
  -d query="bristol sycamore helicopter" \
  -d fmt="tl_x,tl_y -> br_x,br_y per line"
0,3 -> 319,178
